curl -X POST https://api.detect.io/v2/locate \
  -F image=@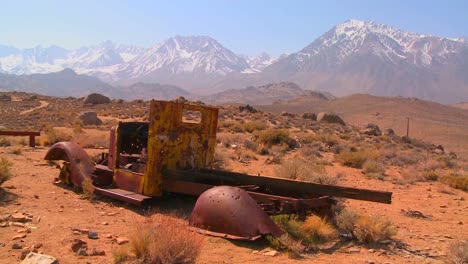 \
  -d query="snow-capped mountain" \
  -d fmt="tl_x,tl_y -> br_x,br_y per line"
0,41 -> 145,75
241,52 -> 277,73
260,19 -> 468,103
113,36 -> 250,79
